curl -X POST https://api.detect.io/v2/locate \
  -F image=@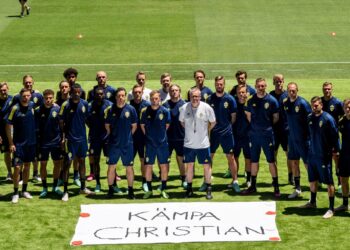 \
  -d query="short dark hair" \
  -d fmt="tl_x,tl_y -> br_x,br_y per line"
193,69 -> 206,78
235,70 -> 247,79
43,89 -> 55,96
311,96 -> 322,104
116,87 -> 126,95
71,83 -> 82,91
63,68 -> 78,78
19,88 -> 31,96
